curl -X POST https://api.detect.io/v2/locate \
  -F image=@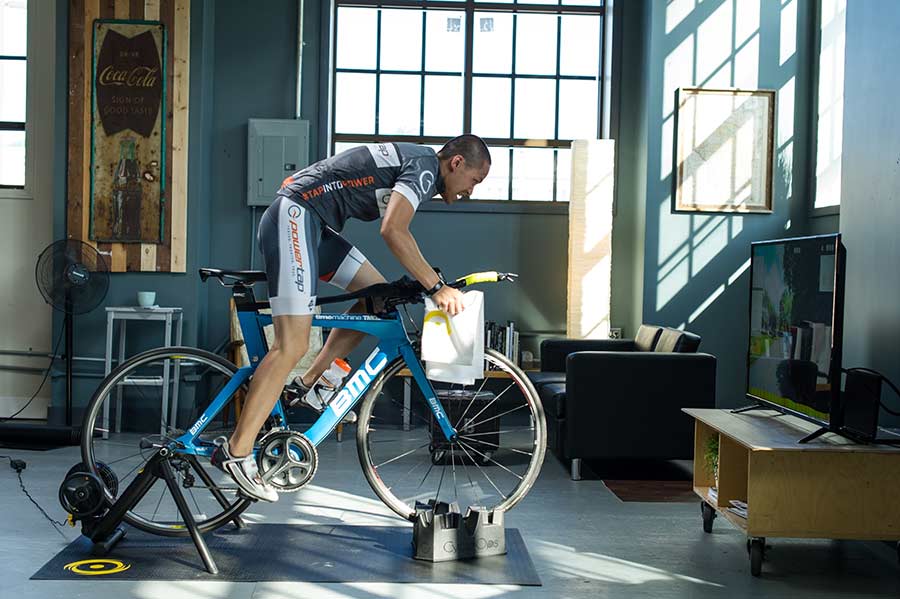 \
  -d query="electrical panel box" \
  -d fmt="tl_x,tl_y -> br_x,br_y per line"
247,118 -> 309,206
